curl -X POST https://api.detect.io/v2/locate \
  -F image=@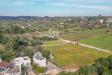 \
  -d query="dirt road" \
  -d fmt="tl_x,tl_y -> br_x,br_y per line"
59,38 -> 112,53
